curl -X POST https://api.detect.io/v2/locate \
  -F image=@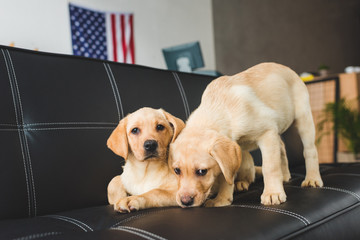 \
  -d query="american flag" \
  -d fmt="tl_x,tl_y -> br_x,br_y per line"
69,4 -> 135,64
